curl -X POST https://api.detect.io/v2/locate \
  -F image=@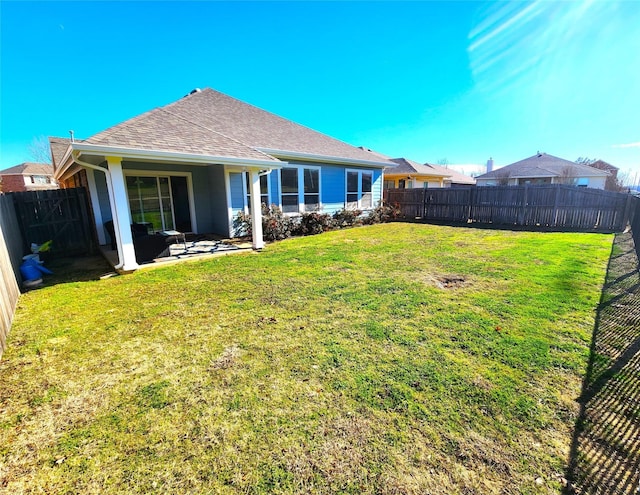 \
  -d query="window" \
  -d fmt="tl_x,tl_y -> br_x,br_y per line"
281,168 -> 299,213
31,175 -> 49,184
304,168 -> 320,211
346,170 -> 374,209
244,172 -> 269,212
383,180 -> 395,189
279,166 -> 321,213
